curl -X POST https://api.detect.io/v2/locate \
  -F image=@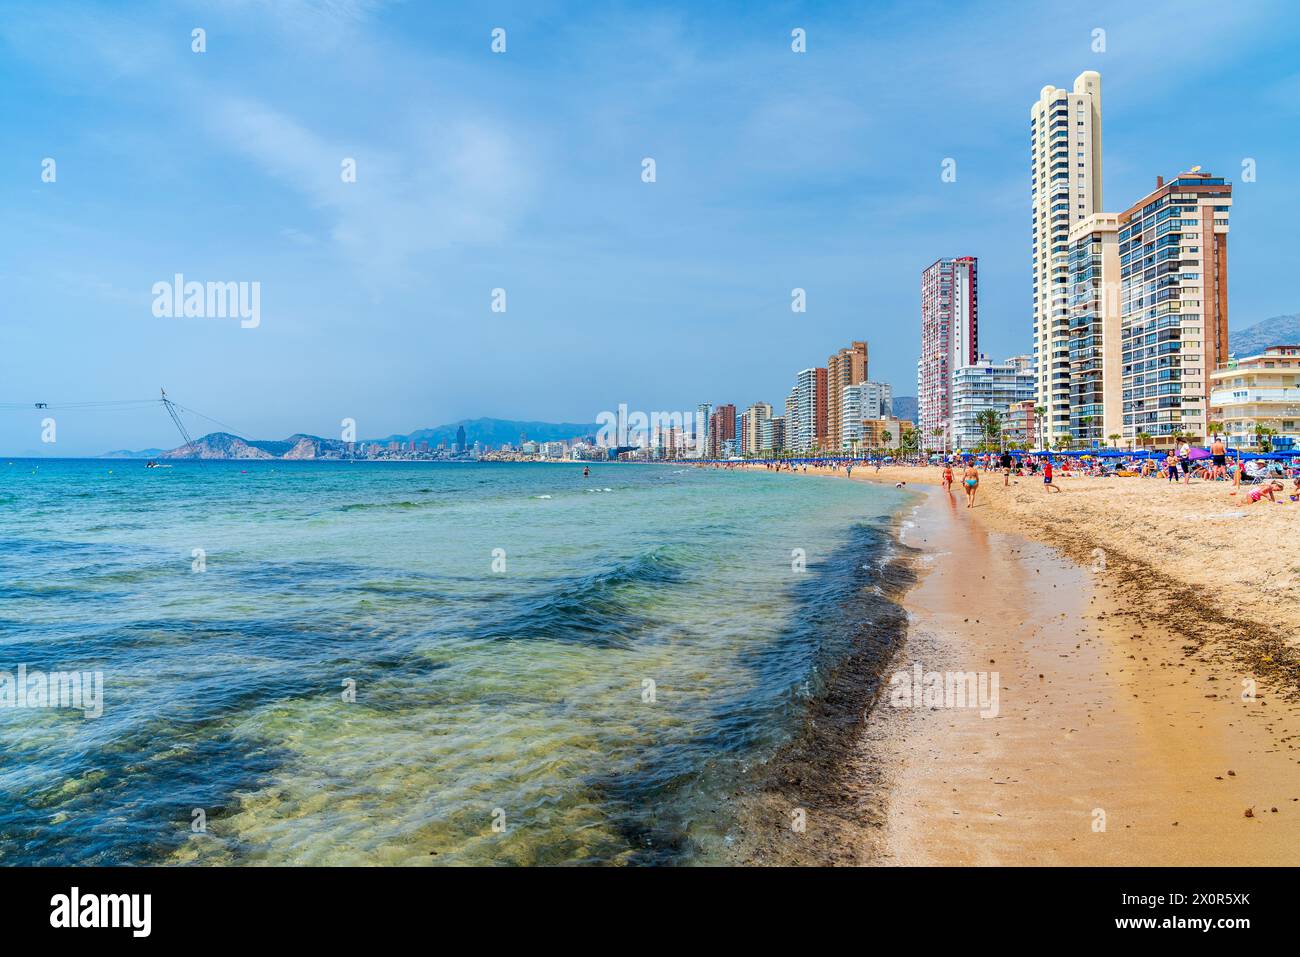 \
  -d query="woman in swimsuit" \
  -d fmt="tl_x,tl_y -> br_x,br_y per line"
962,464 -> 980,508
942,464 -> 954,491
